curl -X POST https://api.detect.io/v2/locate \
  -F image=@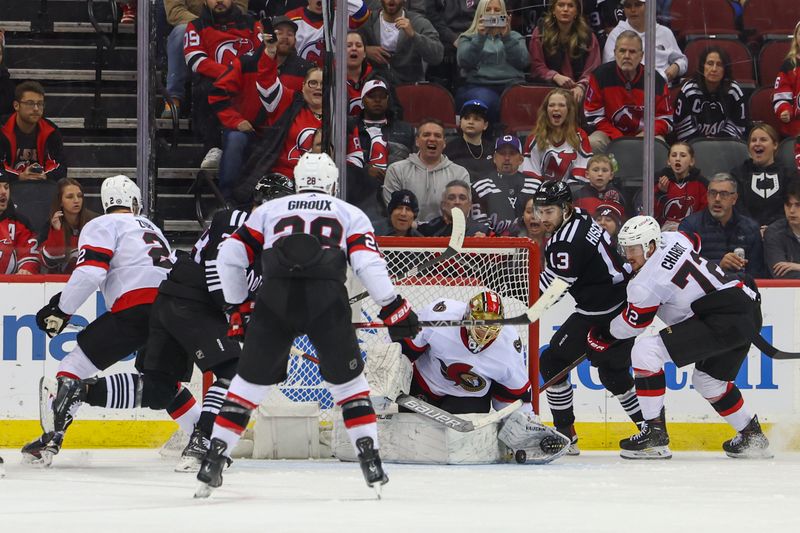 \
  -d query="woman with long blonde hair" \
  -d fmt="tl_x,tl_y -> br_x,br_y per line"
520,88 -> 592,184
529,0 -> 600,103
774,20 -> 800,137
39,178 -> 98,273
